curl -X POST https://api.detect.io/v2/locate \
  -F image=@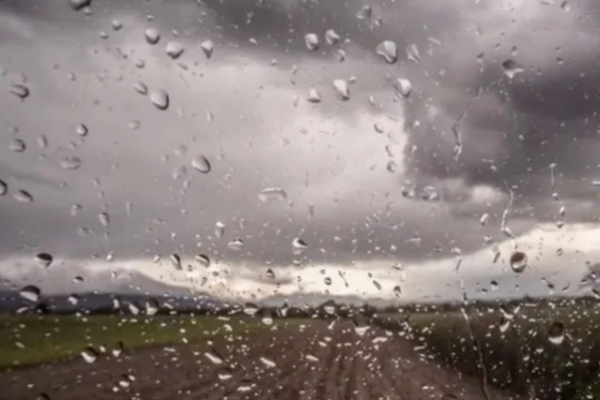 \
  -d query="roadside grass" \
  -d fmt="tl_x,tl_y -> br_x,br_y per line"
376,302 -> 600,400
0,314 -> 266,369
